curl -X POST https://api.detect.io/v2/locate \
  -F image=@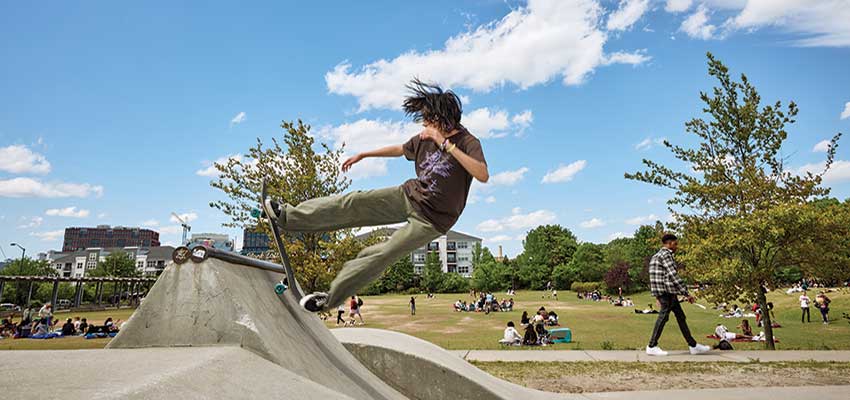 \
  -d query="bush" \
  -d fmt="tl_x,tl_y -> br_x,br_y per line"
570,281 -> 606,293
